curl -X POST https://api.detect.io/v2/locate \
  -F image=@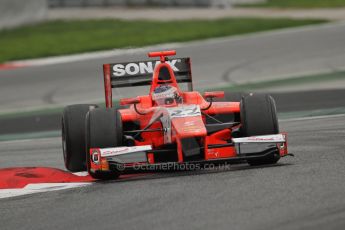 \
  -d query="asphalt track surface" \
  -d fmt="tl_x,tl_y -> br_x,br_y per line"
0,115 -> 344,230
1,22 -> 345,229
